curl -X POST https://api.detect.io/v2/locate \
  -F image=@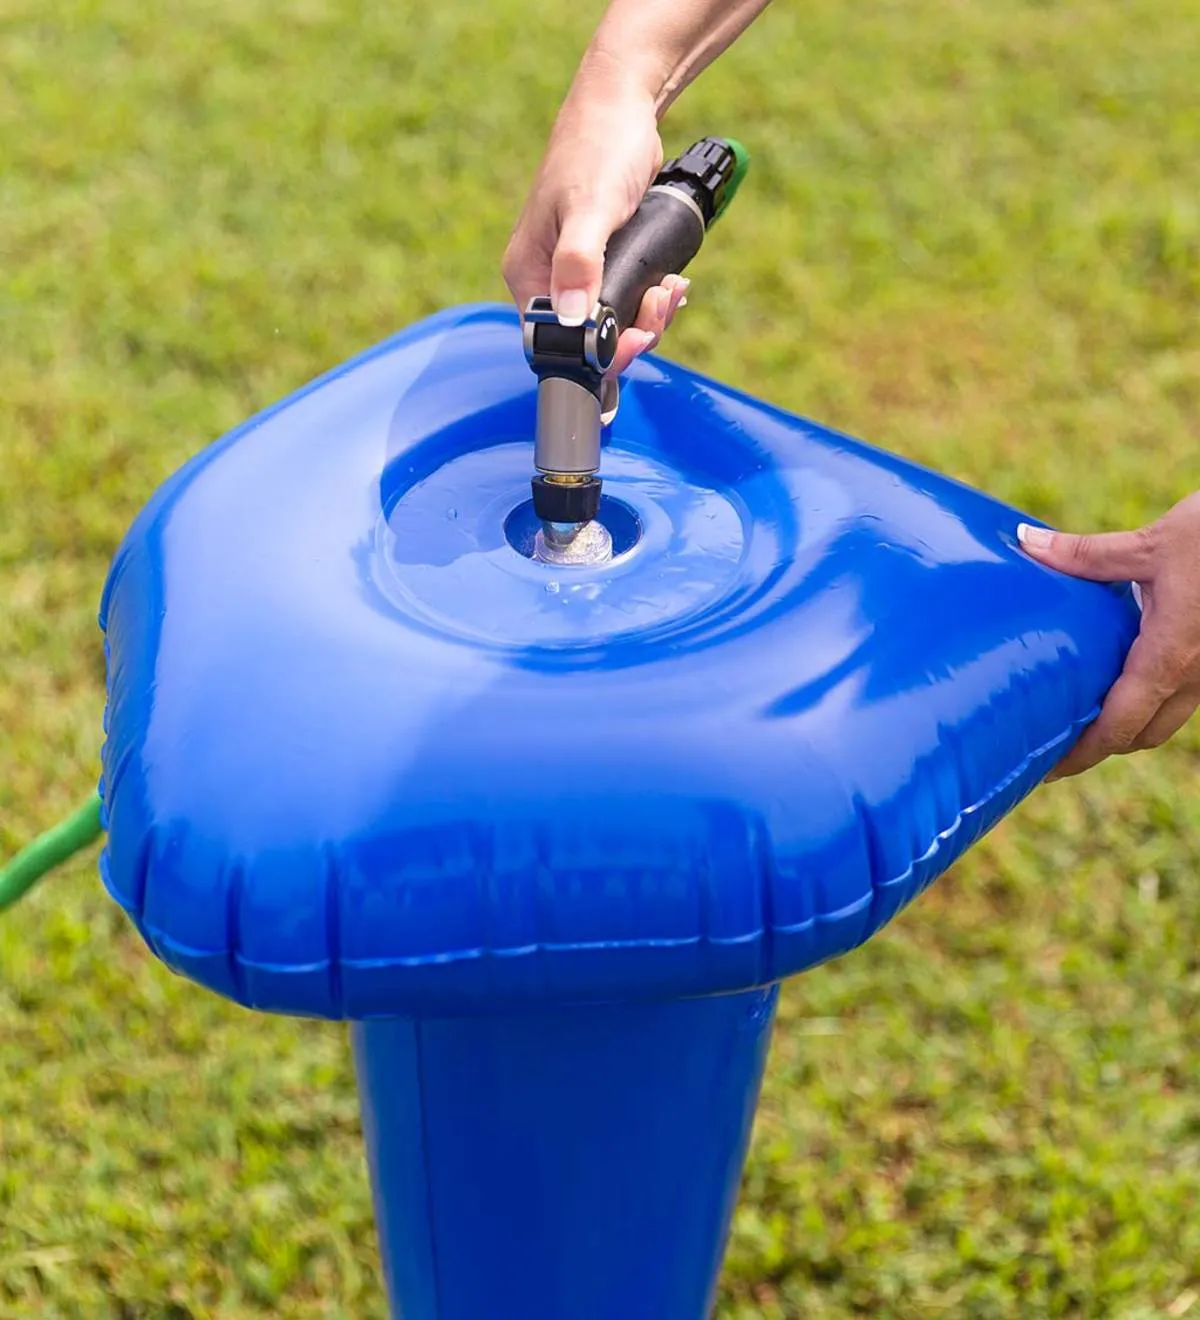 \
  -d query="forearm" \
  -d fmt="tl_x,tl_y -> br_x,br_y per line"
569,0 -> 773,116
